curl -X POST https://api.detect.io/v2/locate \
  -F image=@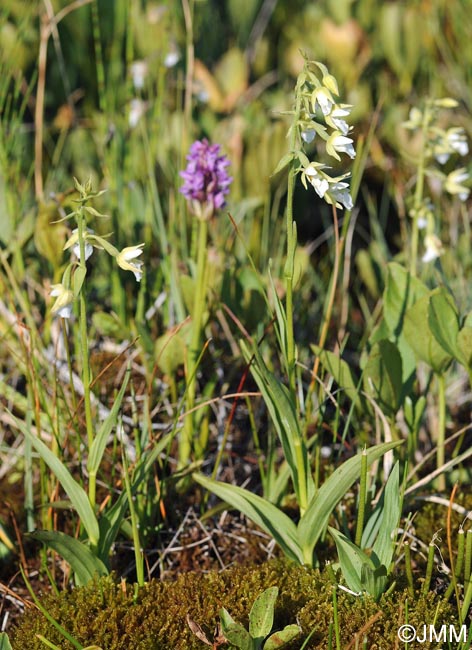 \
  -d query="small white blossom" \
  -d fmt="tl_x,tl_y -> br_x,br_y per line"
326,104 -> 352,135
311,86 -> 335,116
446,128 -> 468,157
326,131 -> 356,161
130,60 -> 148,89
129,99 -> 146,128
64,228 -> 95,261
50,284 -> 74,318
422,234 -> 443,263
329,181 -> 353,210
164,46 -> 180,68
301,128 -> 316,144
444,168 -> 470,201
116,244 -> 145,281
303,164 -> 330,198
